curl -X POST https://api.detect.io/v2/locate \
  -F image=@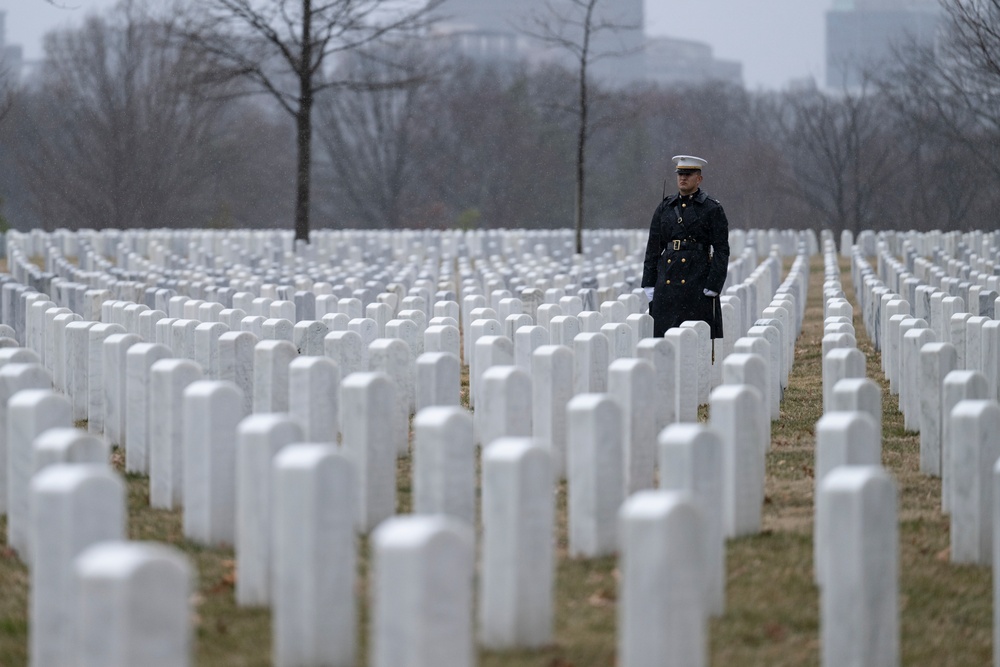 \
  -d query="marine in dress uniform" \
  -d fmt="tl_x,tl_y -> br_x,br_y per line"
641,155 -> 730,339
